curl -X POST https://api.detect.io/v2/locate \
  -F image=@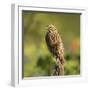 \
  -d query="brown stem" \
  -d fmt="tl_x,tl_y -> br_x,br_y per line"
53,59 -> 64,76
